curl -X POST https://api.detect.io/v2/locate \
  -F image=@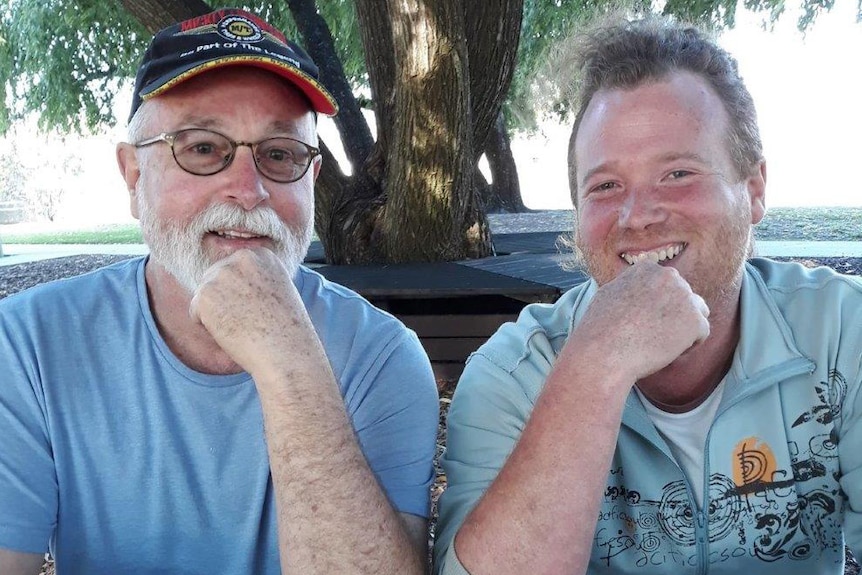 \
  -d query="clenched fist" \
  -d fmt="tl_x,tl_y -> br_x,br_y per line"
568,261 -> 710,387
189,248 -> 314,380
